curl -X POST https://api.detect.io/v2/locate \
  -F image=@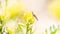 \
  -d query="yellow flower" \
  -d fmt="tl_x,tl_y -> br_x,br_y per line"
0,15 -> 4,20
48,0 -> 60,20
23,11 -> 35,24
7,28 -> 15,34
5,4 -> 24,19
